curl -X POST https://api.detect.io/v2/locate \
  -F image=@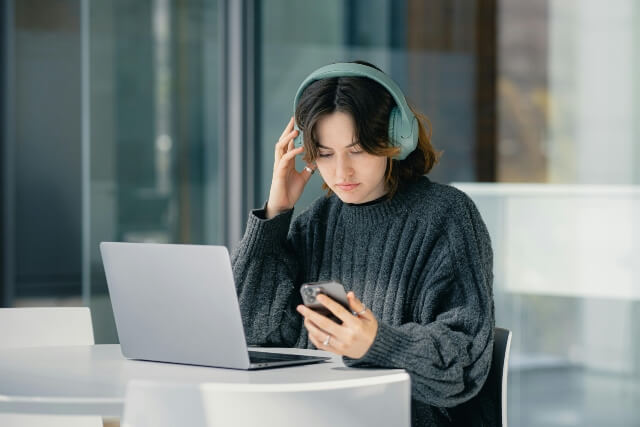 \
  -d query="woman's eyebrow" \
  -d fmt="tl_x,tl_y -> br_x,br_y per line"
317,141 -> 358,149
